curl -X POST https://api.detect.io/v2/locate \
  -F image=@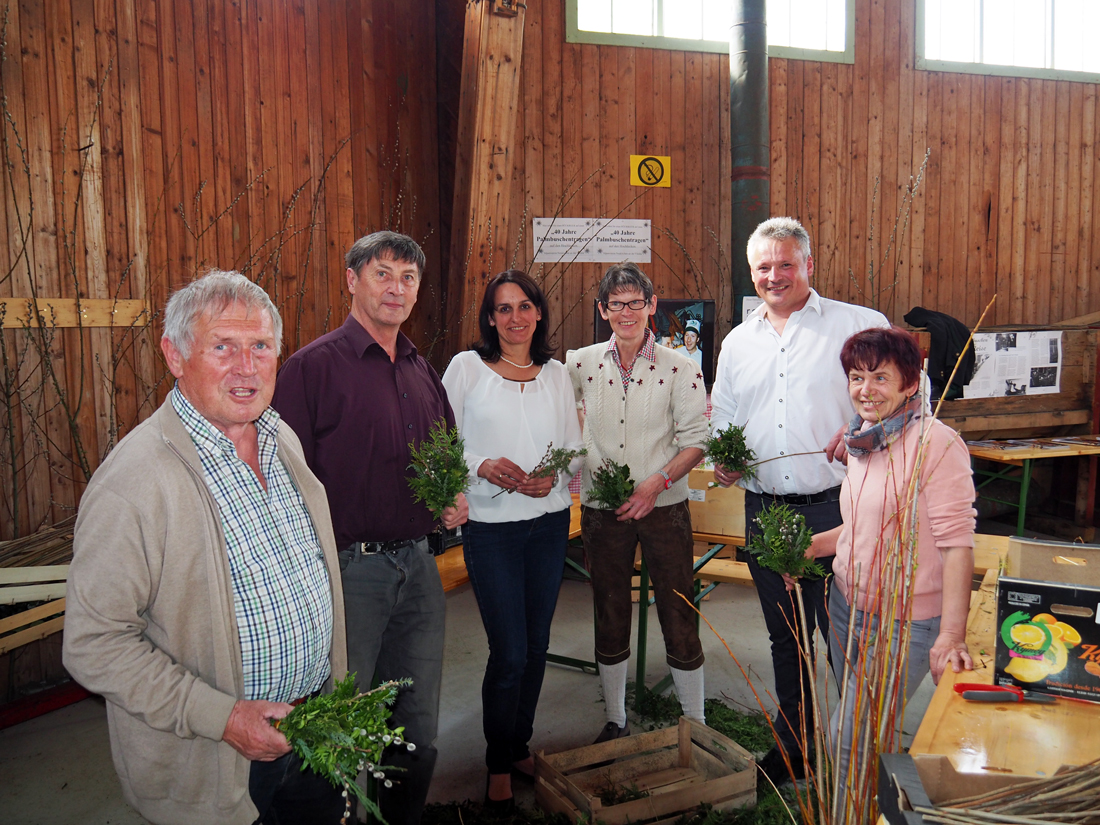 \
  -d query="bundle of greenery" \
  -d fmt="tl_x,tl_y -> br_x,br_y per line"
492,442 -> 587,498
747,501 -> 824,579
587,458 -> 635,510
704,423 -> 758,482
274,673 -> 412,824
407,421 -> 470,518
